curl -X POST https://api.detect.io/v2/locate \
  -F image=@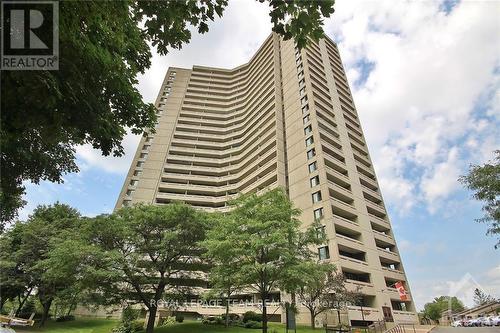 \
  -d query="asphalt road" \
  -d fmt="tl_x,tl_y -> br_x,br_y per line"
432,327 -> 500,333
